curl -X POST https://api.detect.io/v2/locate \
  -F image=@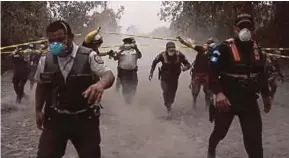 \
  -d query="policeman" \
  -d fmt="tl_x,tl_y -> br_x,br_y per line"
265,51 -> 284,99
9,46 -> 30,103
109,37 -> 142,104
149,41 -> 191,113
207,13 -> 271,158
177,36 -> 214,109
34,20 -> 115,158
